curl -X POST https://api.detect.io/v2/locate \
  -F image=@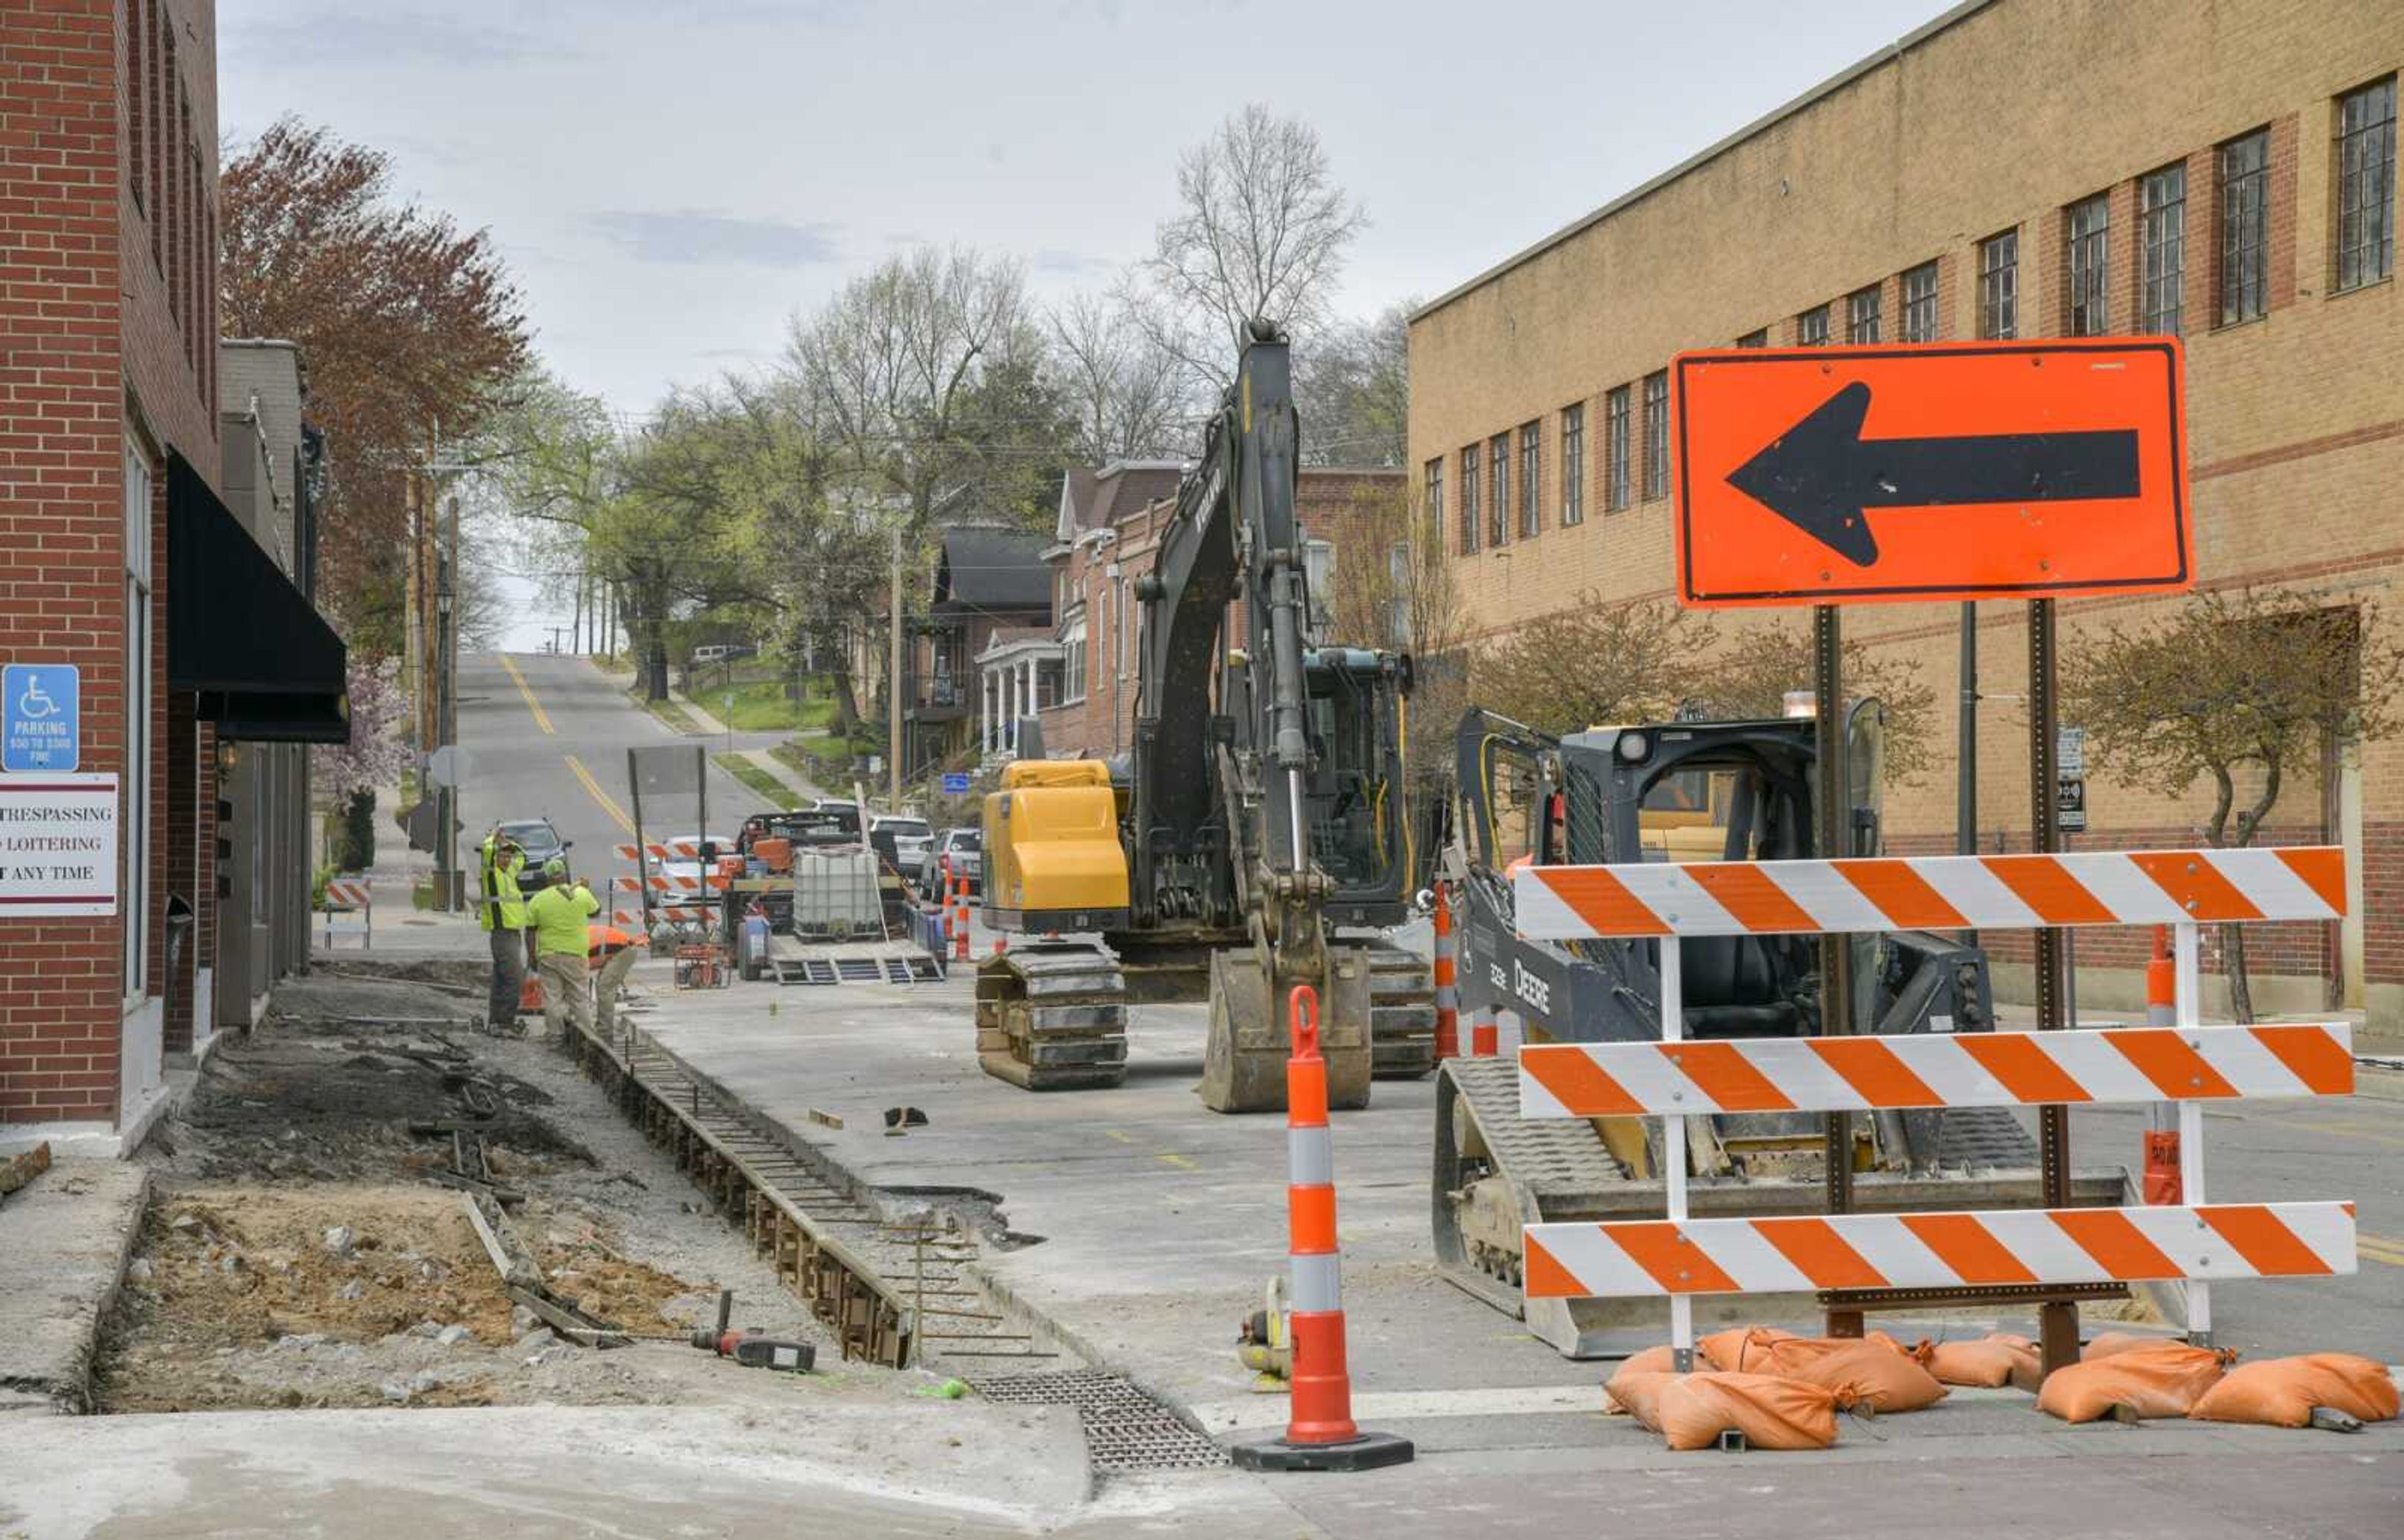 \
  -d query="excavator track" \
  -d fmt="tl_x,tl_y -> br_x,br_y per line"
1364,942 -> 1437,1081
974,943 -> 1129,1092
